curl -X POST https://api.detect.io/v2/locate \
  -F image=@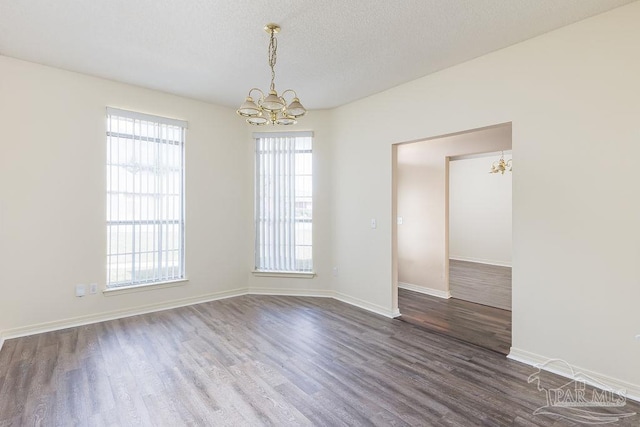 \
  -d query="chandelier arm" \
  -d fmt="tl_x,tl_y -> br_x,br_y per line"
280,89 -> 298,101
278,97 -> 287,113
248,87 -> 265,101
